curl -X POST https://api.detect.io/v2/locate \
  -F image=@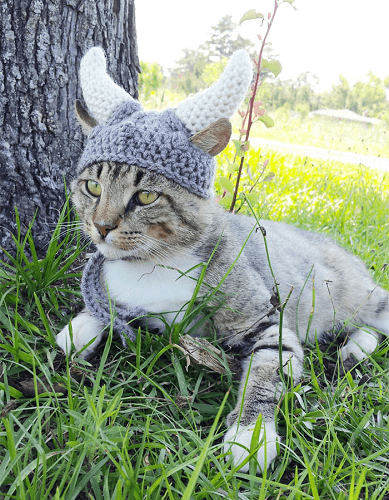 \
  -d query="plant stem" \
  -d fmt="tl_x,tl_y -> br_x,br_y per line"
229,0 -> 279,212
